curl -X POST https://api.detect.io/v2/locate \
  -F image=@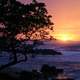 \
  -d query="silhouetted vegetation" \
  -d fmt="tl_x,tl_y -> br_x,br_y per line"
0,64 -> 72,80
0,64 -> 74,80
19,64 -> 74,80
0,0 -> 54,70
